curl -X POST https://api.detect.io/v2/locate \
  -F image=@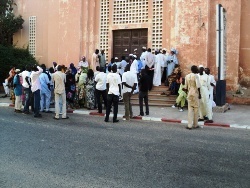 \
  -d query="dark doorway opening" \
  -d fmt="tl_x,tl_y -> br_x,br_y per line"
113,29 -> 148,61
